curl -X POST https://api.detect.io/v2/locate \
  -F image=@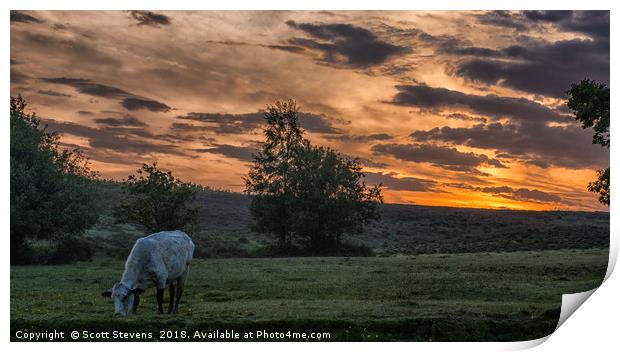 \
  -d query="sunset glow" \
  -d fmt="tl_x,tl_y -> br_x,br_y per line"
10,10 -> 609,211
